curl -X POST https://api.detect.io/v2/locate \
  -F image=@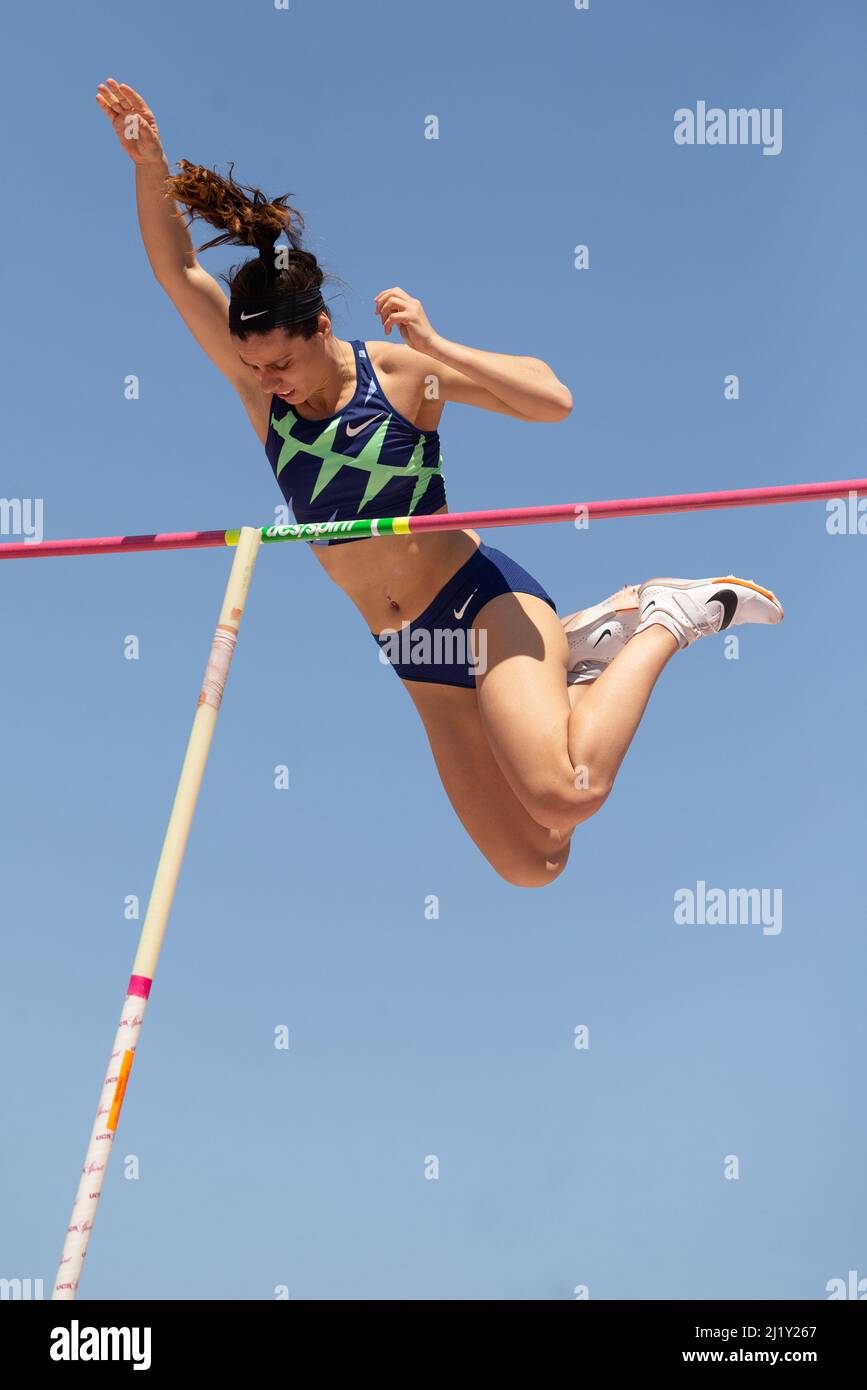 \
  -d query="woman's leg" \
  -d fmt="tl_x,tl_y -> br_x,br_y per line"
402,679 -> 573,887
472,592 -> 678,835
